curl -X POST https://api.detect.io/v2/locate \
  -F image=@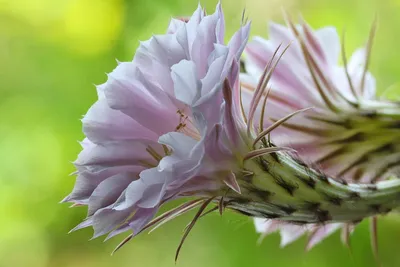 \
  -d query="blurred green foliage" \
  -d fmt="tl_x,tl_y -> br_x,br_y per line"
2,0 -> 400,266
